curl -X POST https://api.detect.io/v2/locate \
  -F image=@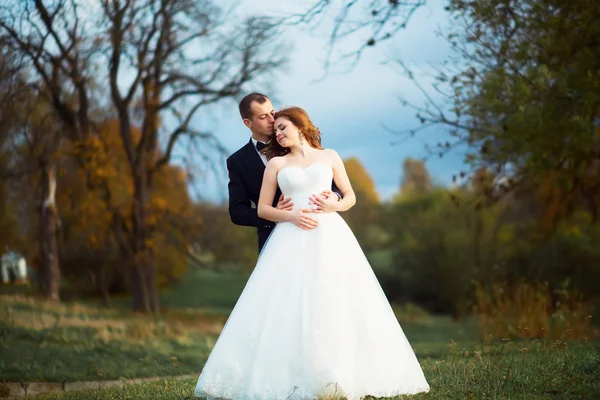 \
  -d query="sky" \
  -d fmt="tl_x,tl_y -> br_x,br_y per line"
185,0 -> 469,203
